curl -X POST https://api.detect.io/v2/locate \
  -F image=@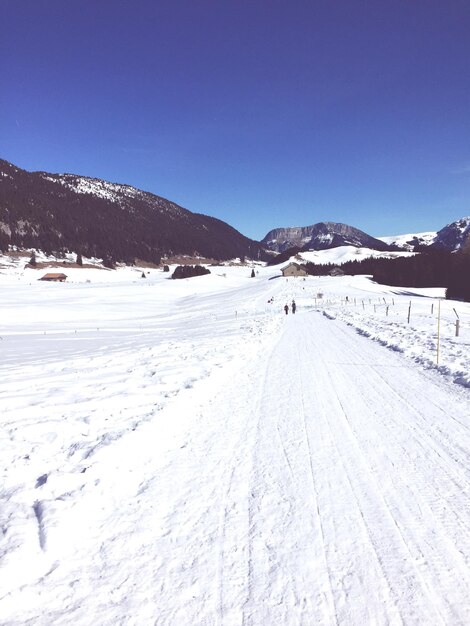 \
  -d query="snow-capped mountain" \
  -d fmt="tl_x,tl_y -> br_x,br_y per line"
378,218 -> 470,252
0,159 -> 268,263
262,222 -> 391,253
377,232 -> 437,250
433,217 -> 470,251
